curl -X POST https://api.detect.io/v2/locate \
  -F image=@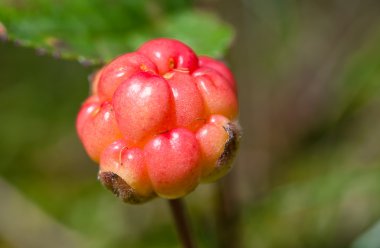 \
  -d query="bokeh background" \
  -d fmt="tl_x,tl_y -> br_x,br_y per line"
1,0 -> 380,247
